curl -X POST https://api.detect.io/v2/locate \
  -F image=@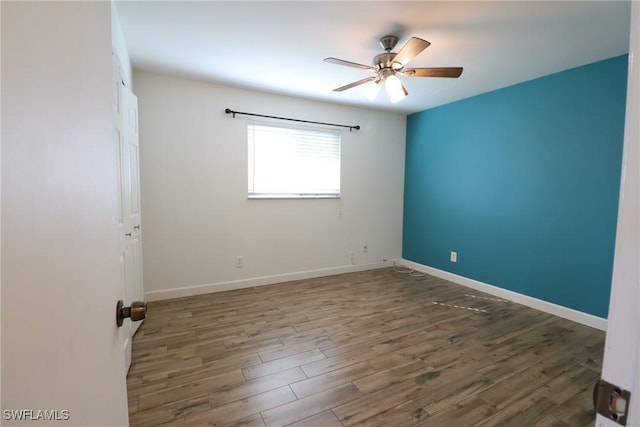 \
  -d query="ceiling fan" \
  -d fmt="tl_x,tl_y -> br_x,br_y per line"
324,35 -> 463,103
